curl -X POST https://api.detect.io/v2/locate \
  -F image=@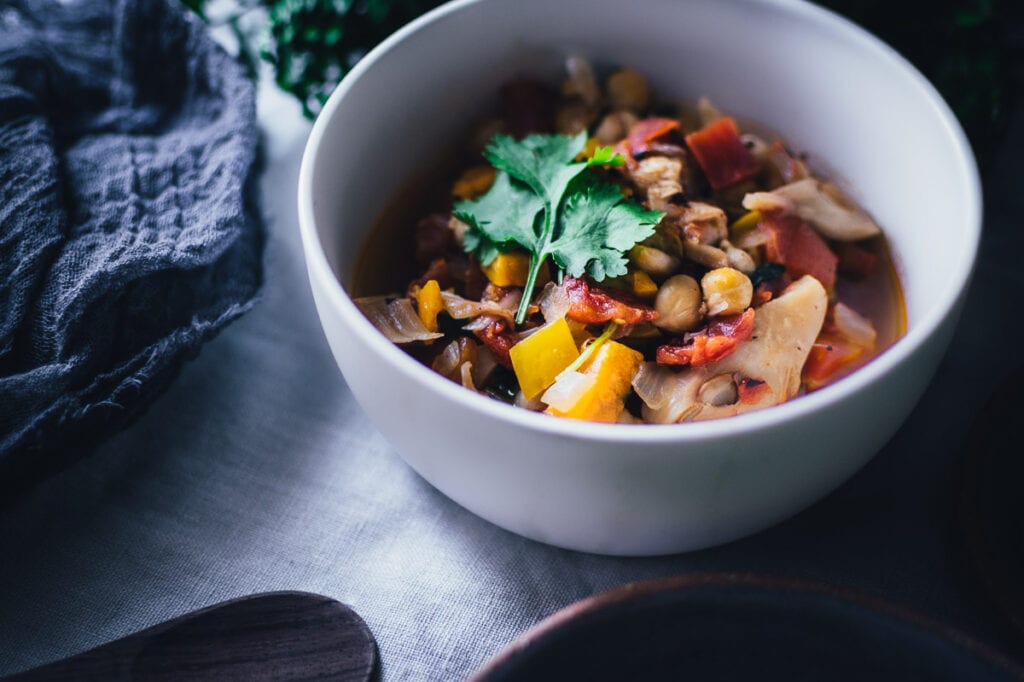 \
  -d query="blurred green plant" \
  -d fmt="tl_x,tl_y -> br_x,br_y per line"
183,0 -> 1015,159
